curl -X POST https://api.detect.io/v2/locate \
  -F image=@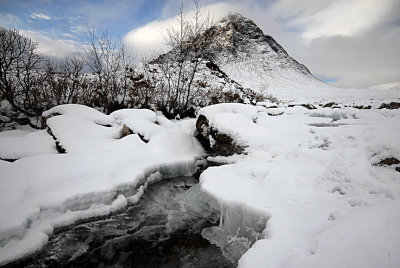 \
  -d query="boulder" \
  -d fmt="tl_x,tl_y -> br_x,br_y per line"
196,114 -> 245,156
